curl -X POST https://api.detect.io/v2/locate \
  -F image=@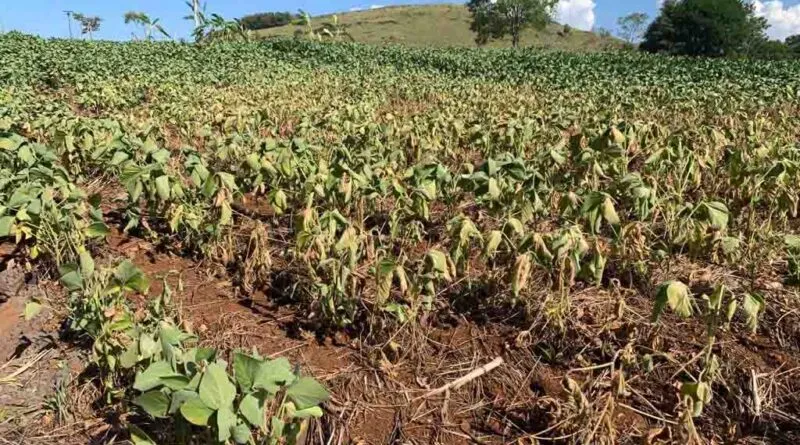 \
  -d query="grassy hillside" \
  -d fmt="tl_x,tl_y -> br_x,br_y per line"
257,4 -> 622,51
